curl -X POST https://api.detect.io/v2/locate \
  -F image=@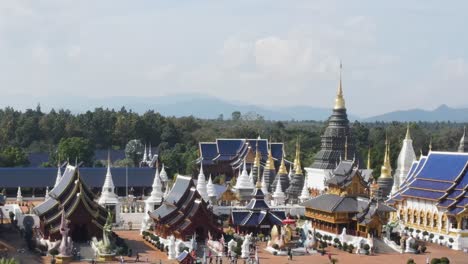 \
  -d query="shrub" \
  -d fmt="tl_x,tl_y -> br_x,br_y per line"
439,235 -> 444,240
363,244 -> 370,251
333,238 -> 340,244
407,258 -> 416,264
440,257 -> 450,264
405,227 -> 409,230
409,228 -> 414,233
49,248 -> 59,257
448,238 -> 454,243
429,233 -> 434,239
272,244 -> 279,250
258,234 -> 265,240
421,245 -> 427,253
431,258 -> 440,264
423,231 -> 429,236
273,251 -> 277,256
